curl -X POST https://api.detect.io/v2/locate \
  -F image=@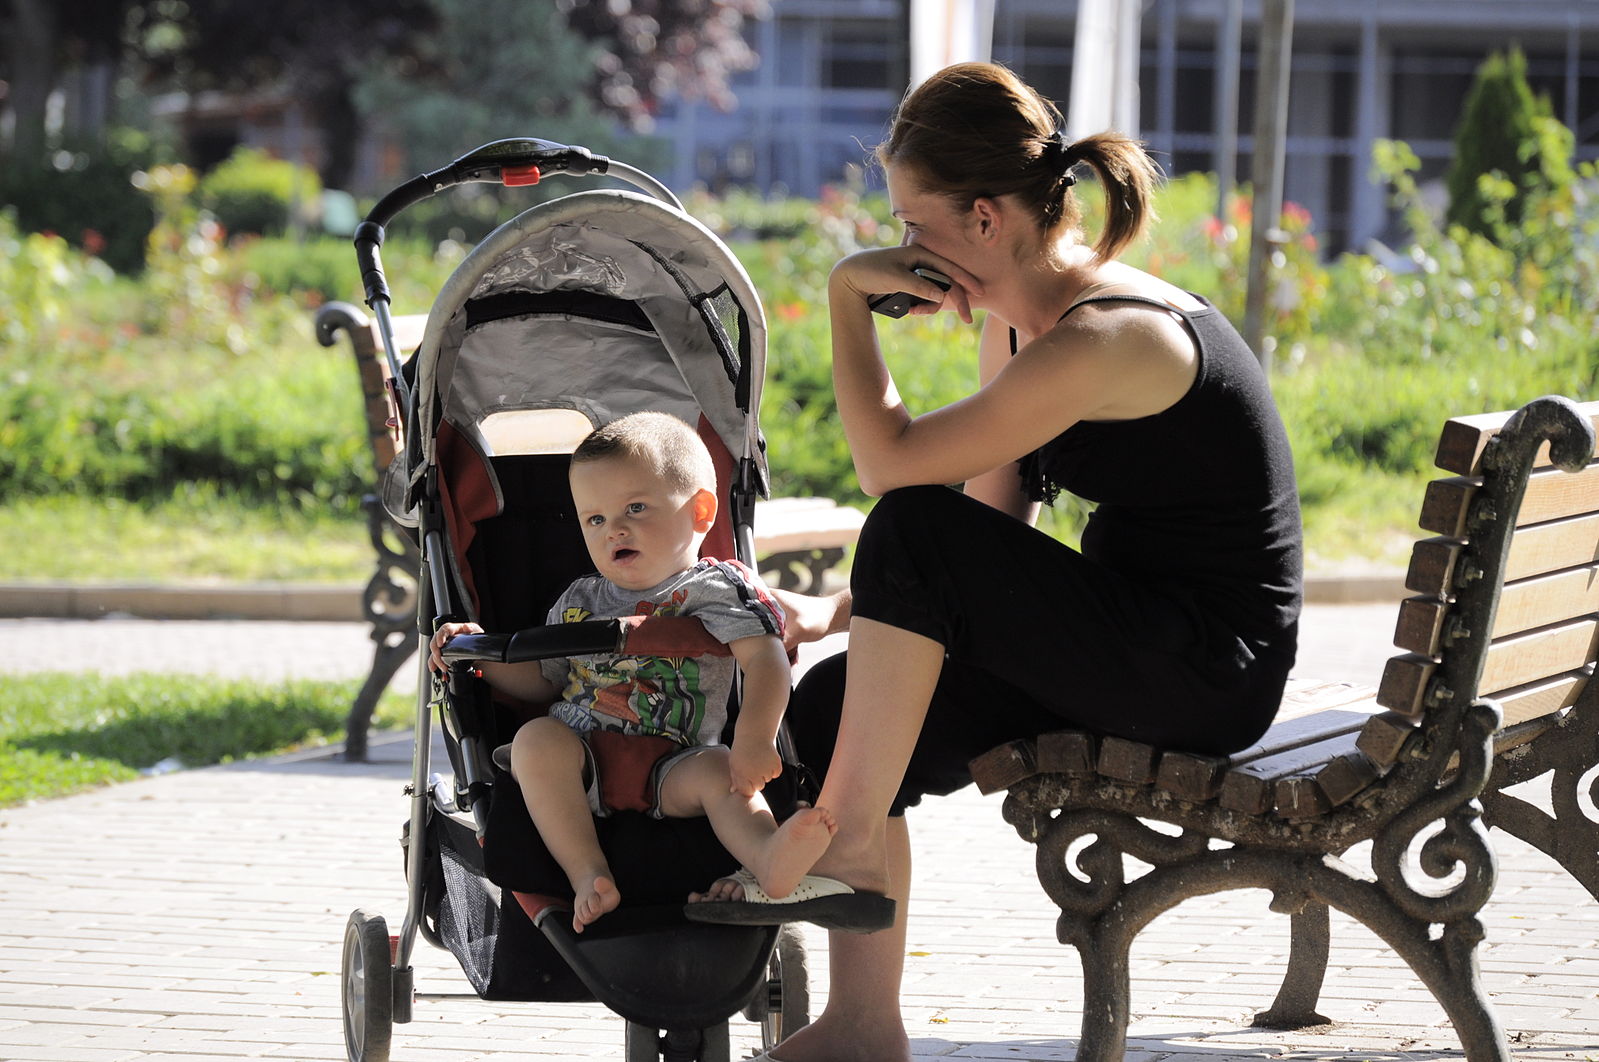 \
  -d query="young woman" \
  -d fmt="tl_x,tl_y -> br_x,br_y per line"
691,61 -> 1303,1062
